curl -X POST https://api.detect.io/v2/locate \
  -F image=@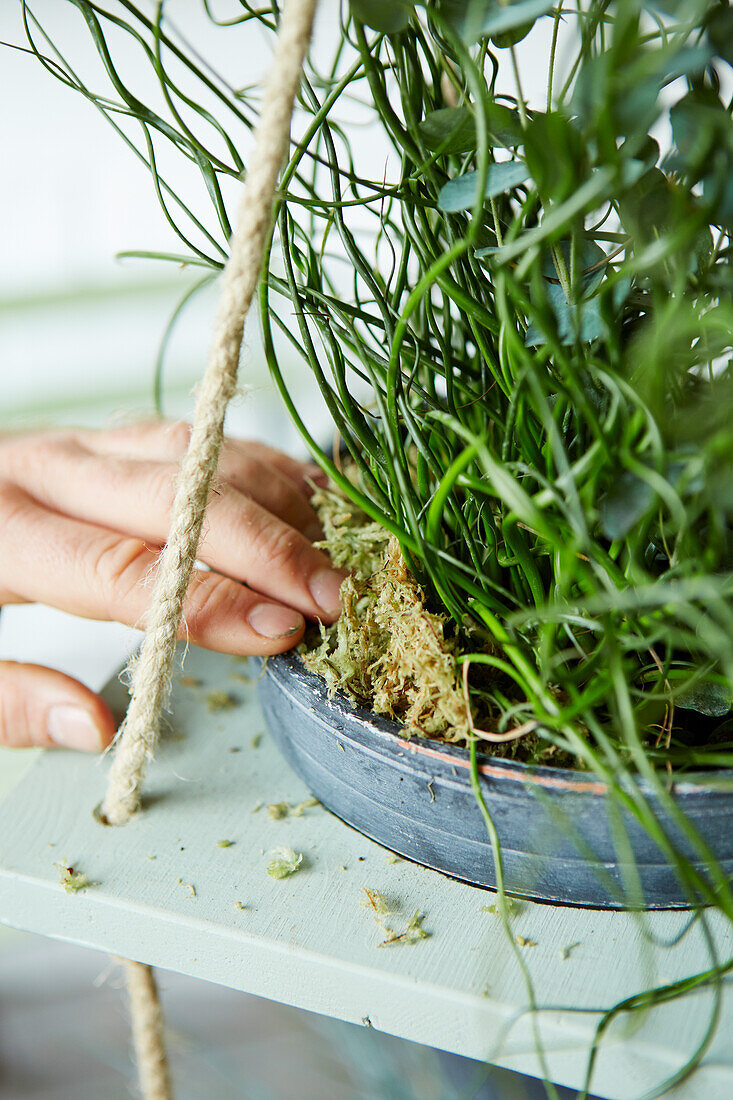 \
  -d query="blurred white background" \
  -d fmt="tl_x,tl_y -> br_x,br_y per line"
0,0 -> 337,442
